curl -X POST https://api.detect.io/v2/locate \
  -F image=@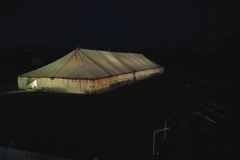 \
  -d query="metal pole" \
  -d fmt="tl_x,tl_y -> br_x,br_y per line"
152,127 -> 170,155
153,132 -> 156,155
